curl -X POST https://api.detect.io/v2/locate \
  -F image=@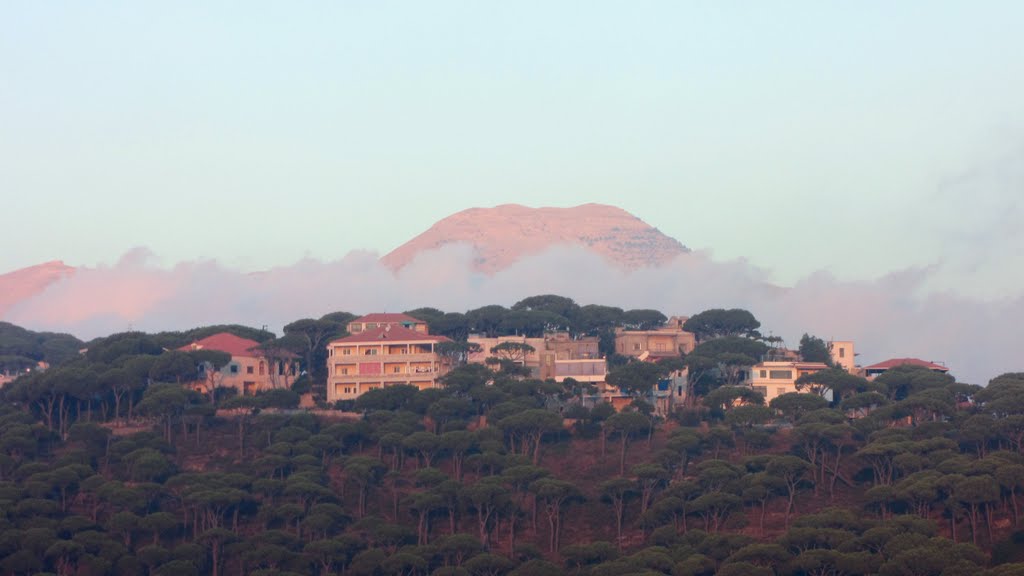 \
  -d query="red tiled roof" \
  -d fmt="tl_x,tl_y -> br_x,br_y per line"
352,313 -> 424,324
331,325 -> 451,345
178,333 -> 264,358
864,358 -> 949,372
